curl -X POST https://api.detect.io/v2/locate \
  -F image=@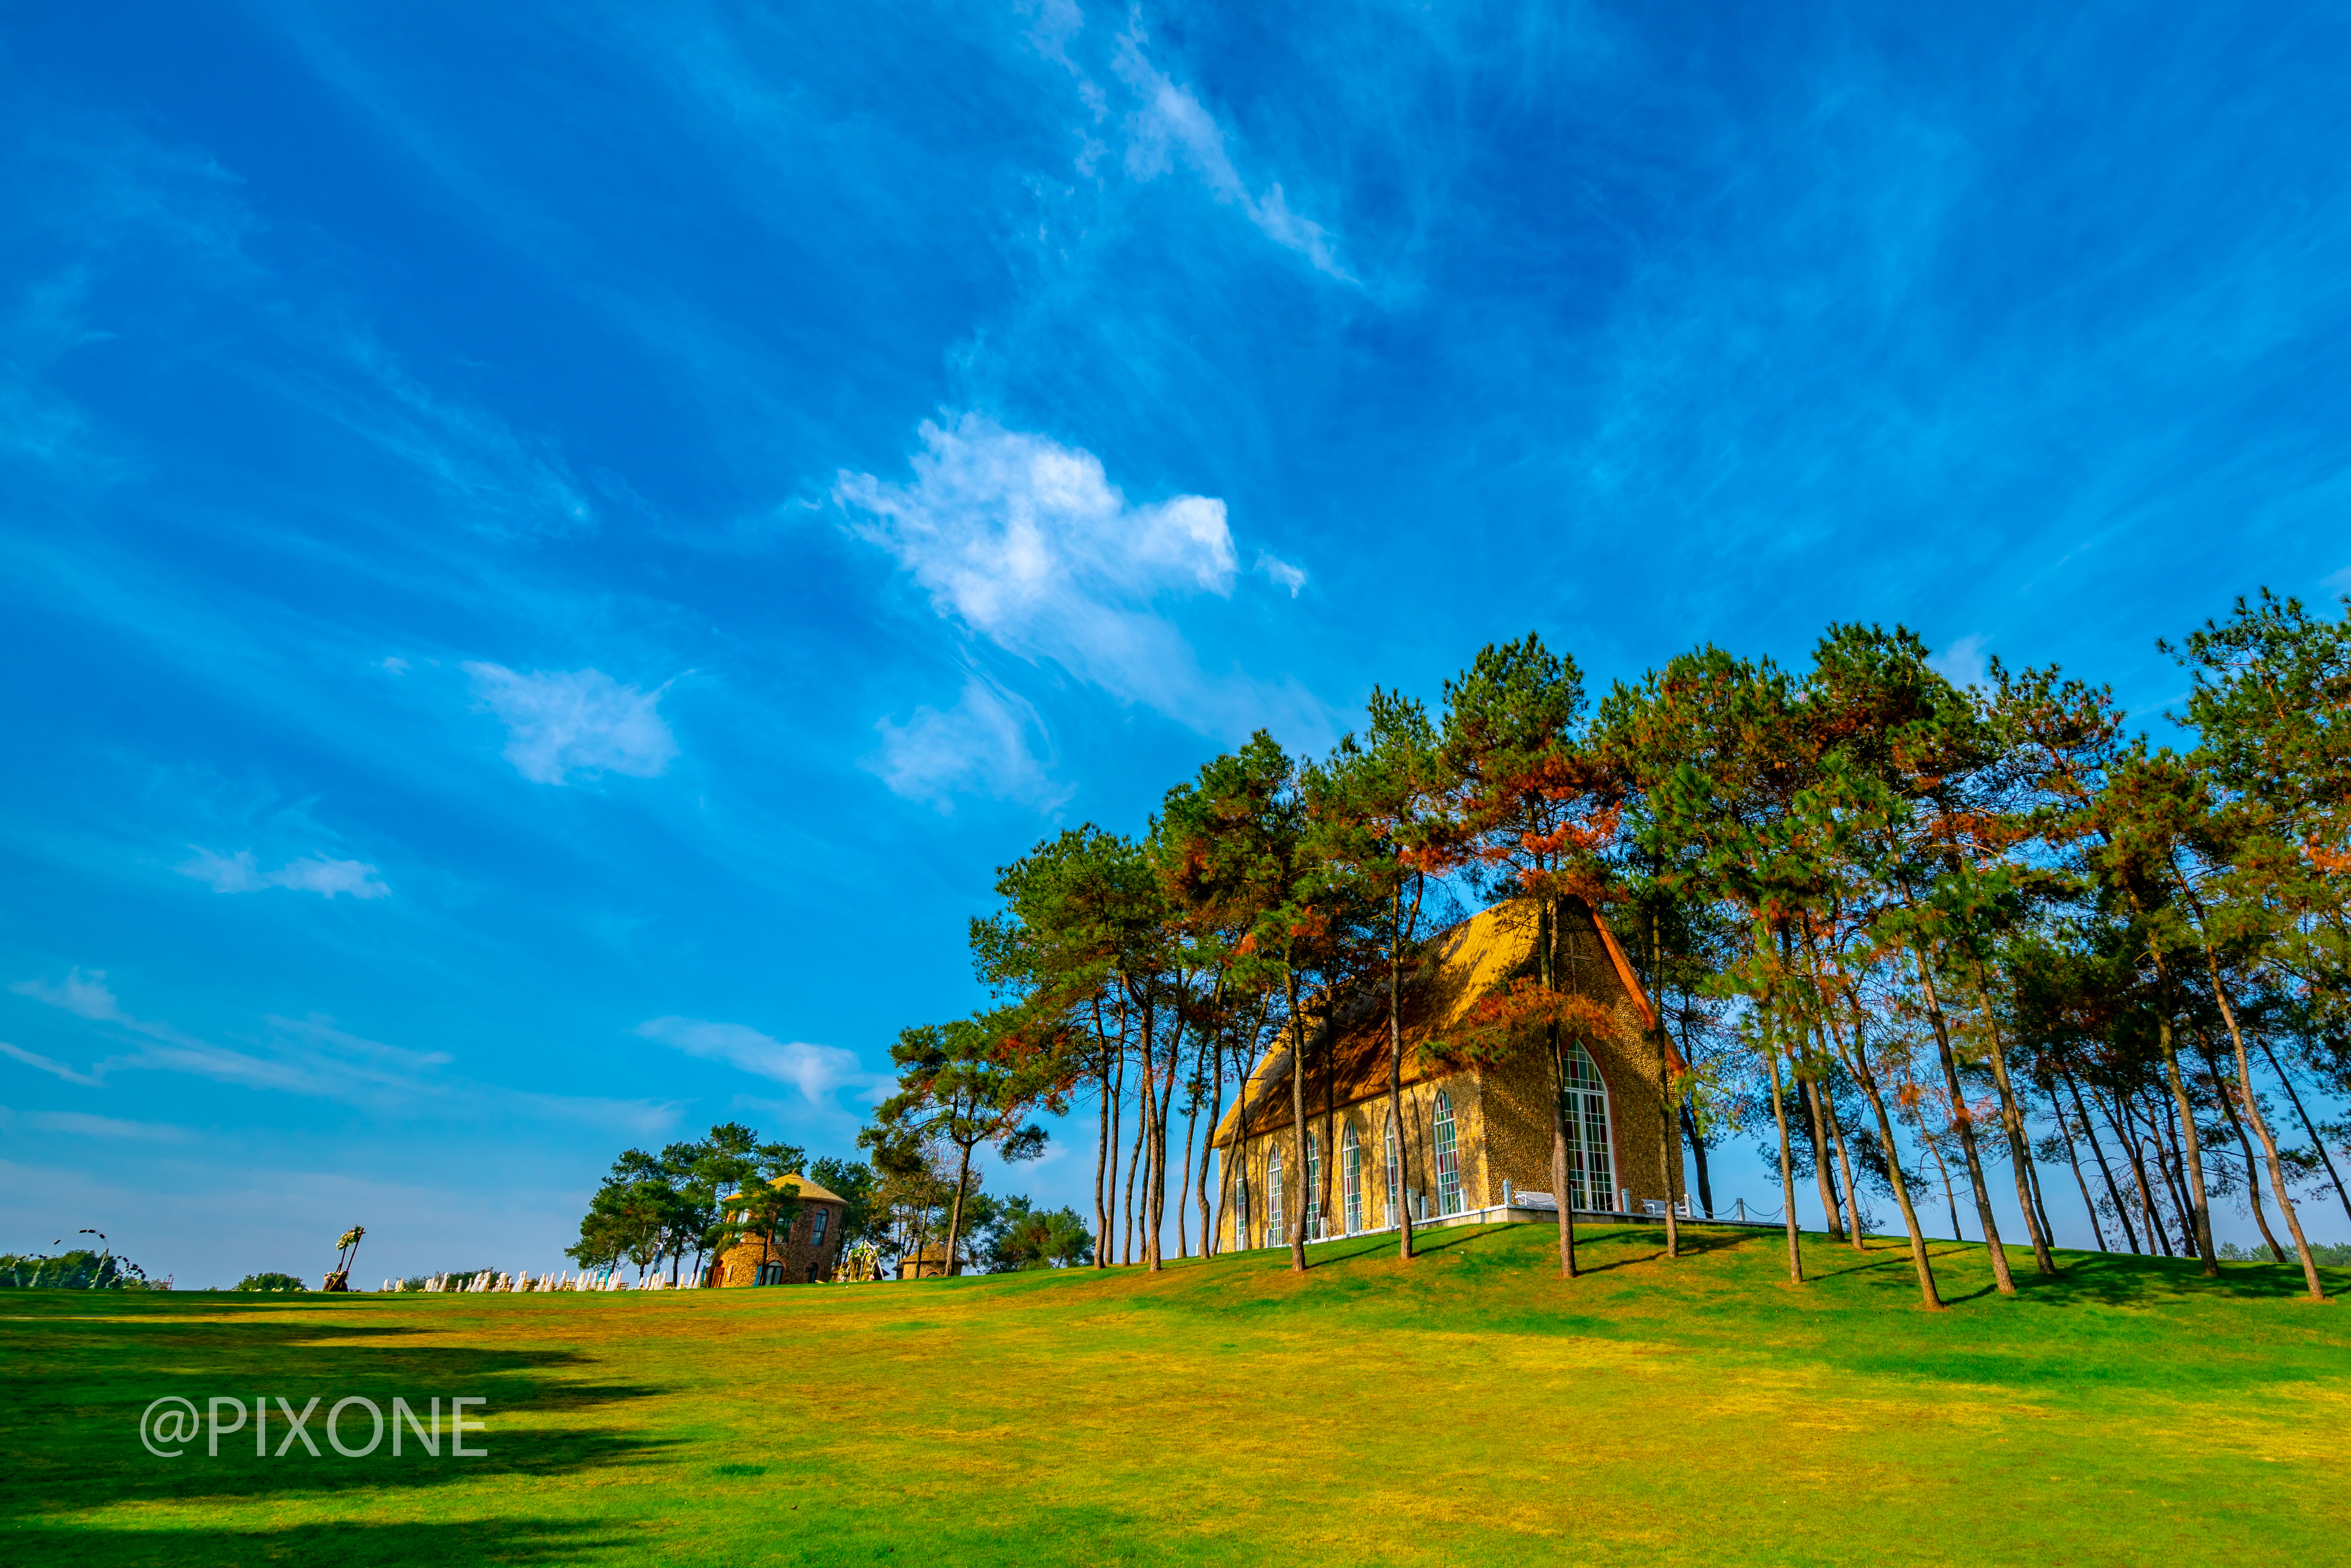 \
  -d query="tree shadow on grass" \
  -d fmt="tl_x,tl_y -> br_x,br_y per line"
1,1296 -> 677,1529
2005,1249 -> 2345,1308
9,1517 -> 629,1567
